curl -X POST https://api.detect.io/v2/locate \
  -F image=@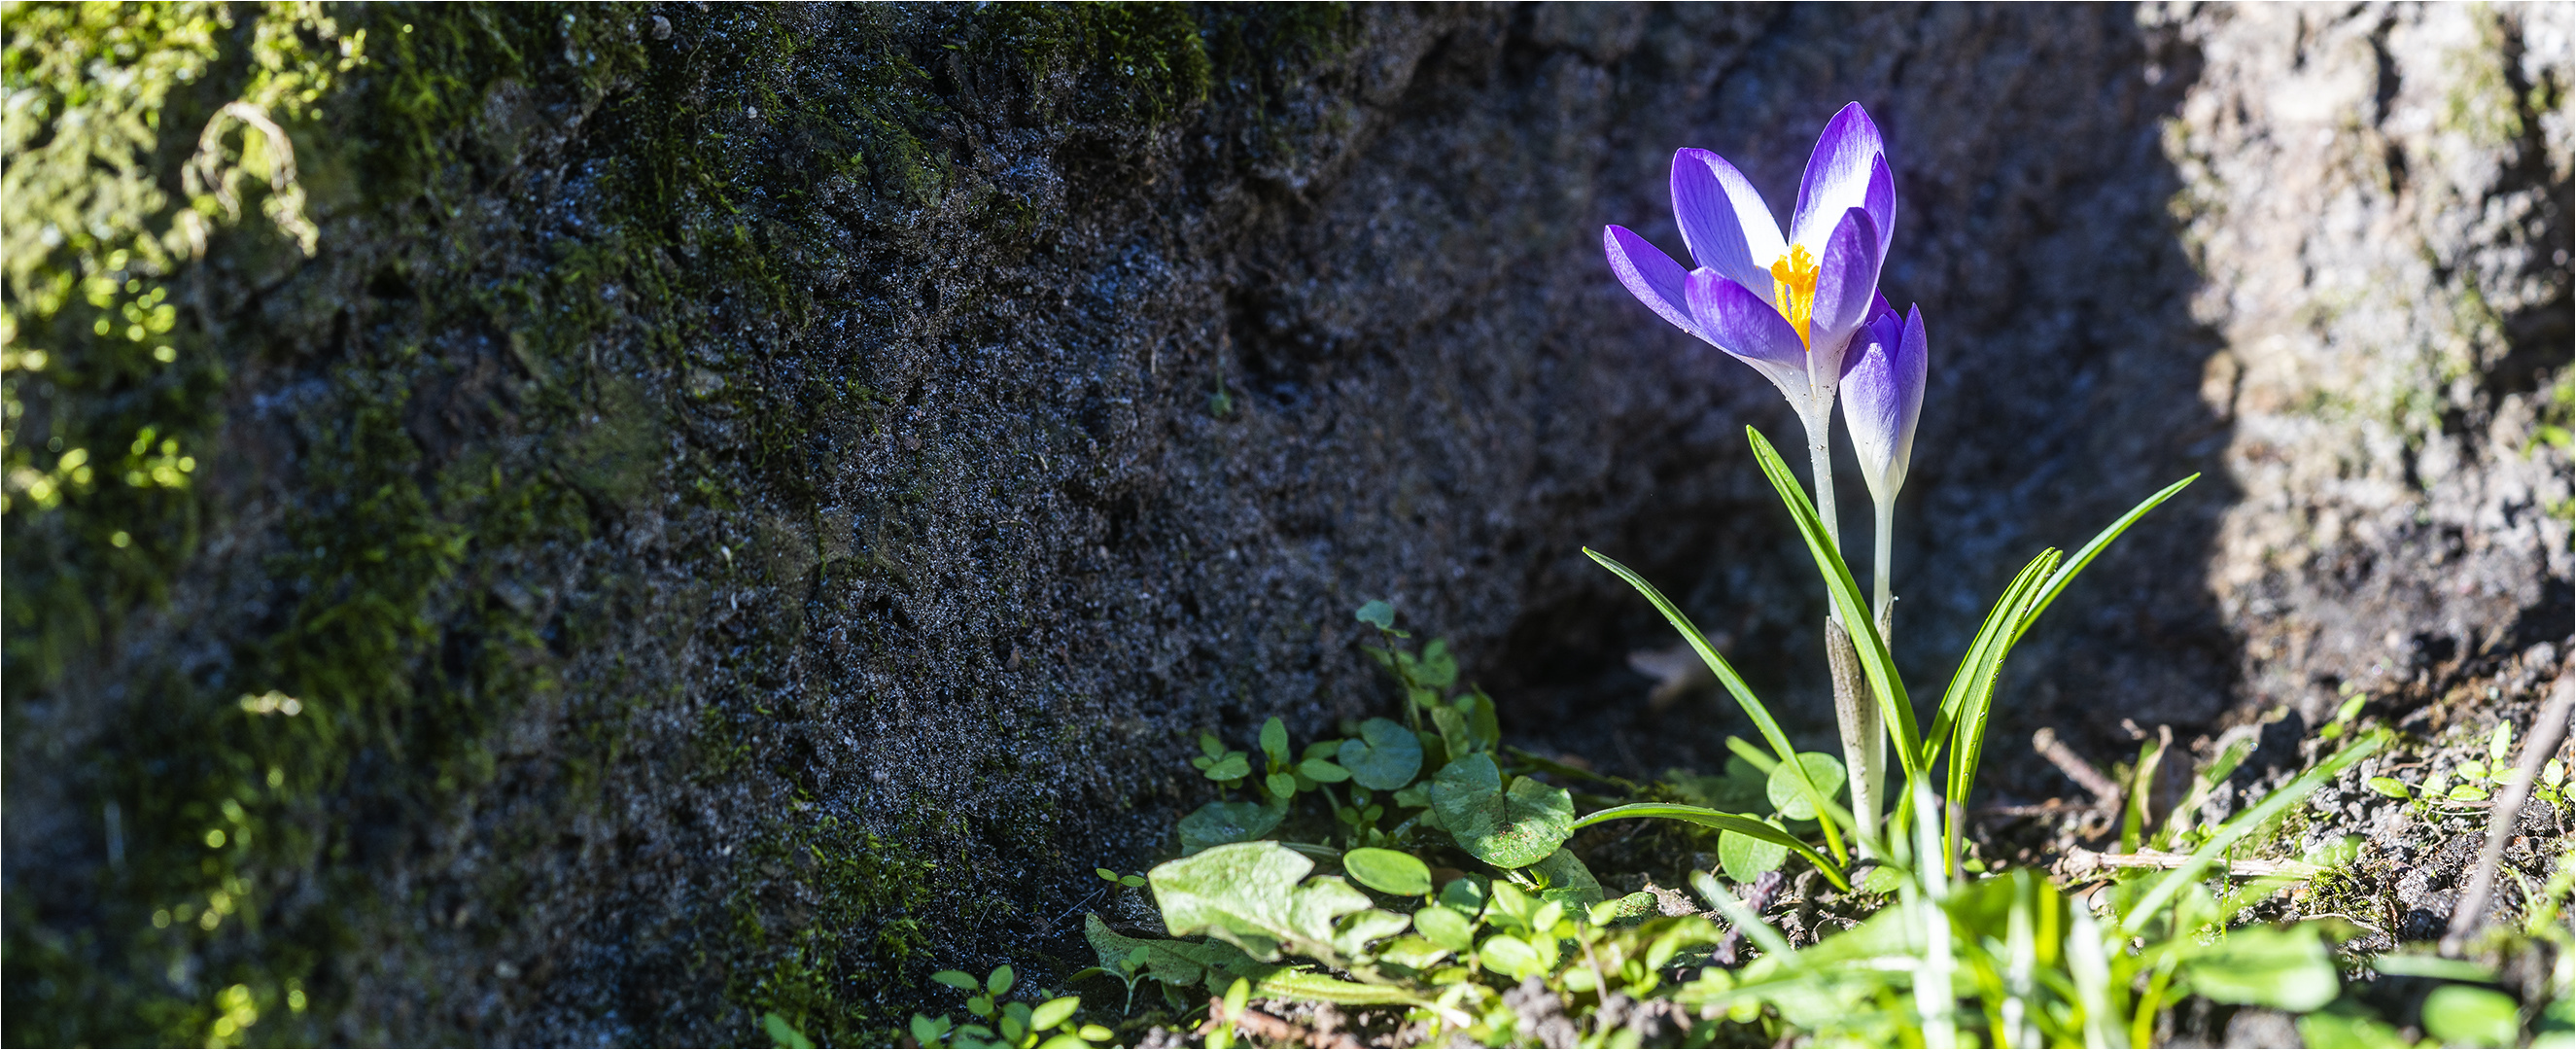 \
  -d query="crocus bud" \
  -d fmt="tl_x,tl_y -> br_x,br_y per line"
1840,298 -> 1928,507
